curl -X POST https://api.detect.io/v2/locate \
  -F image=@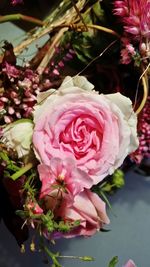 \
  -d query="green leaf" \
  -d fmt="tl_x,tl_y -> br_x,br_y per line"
100,228 -> 111,232
92,1 -> 105,20
99,190 -> 112,210
108,256 -> 118,267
